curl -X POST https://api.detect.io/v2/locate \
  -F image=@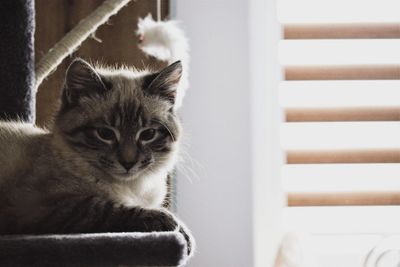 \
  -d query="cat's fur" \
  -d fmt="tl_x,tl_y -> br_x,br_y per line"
0,58 -> 192,253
